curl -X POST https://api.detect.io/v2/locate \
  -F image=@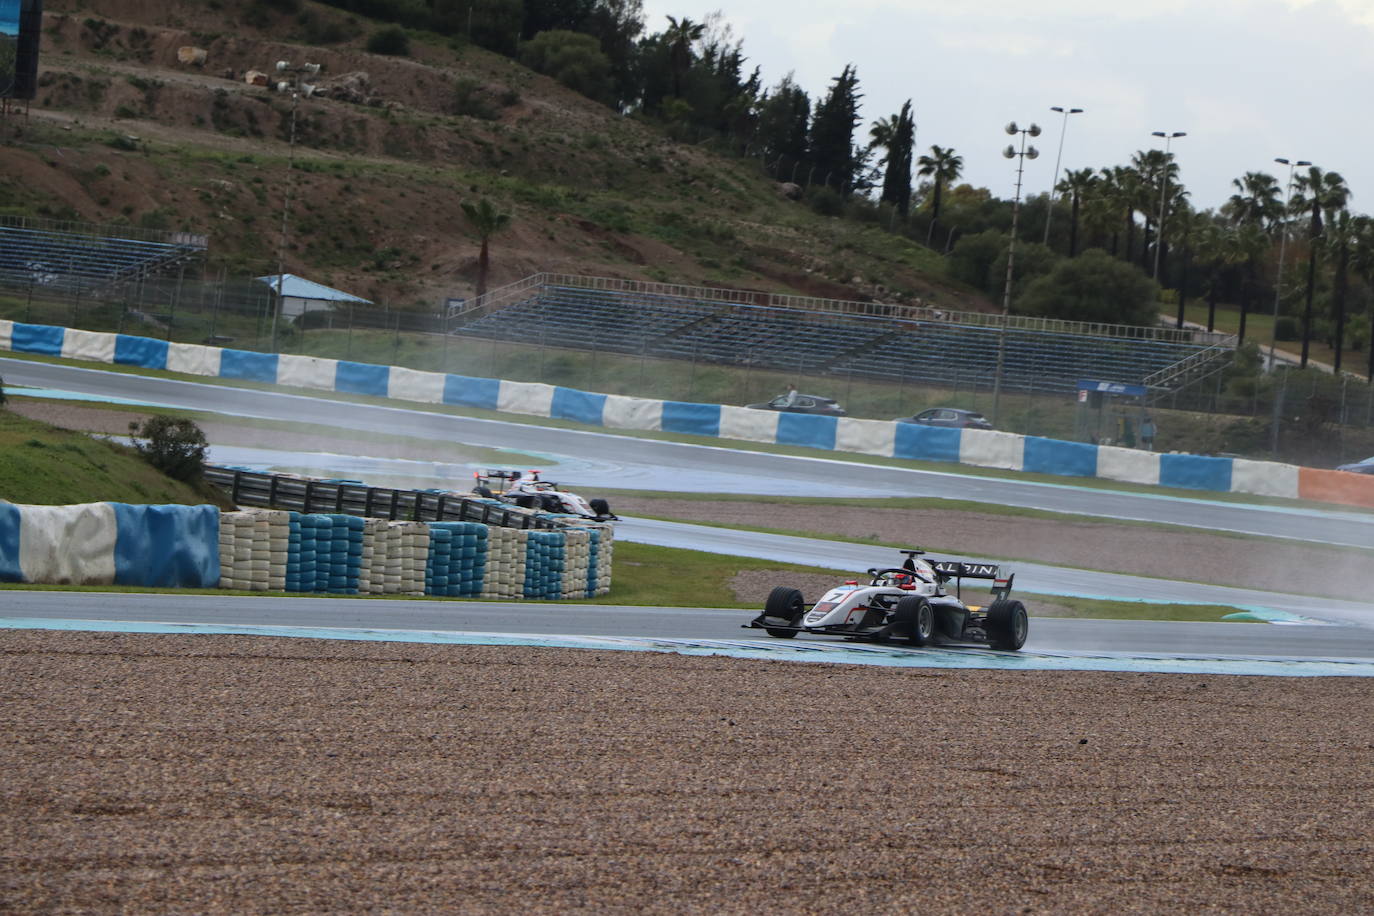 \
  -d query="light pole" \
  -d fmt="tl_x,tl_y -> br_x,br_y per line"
991,121 -> 1040,427
1150,130 -> 1185,281
1268,157 -> 1309,370
270,59 -> 320,353
1042,106 -> 1083,245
